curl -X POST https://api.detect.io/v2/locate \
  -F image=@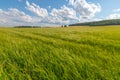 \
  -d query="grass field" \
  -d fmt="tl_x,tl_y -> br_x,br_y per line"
0,26 -> 120,80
